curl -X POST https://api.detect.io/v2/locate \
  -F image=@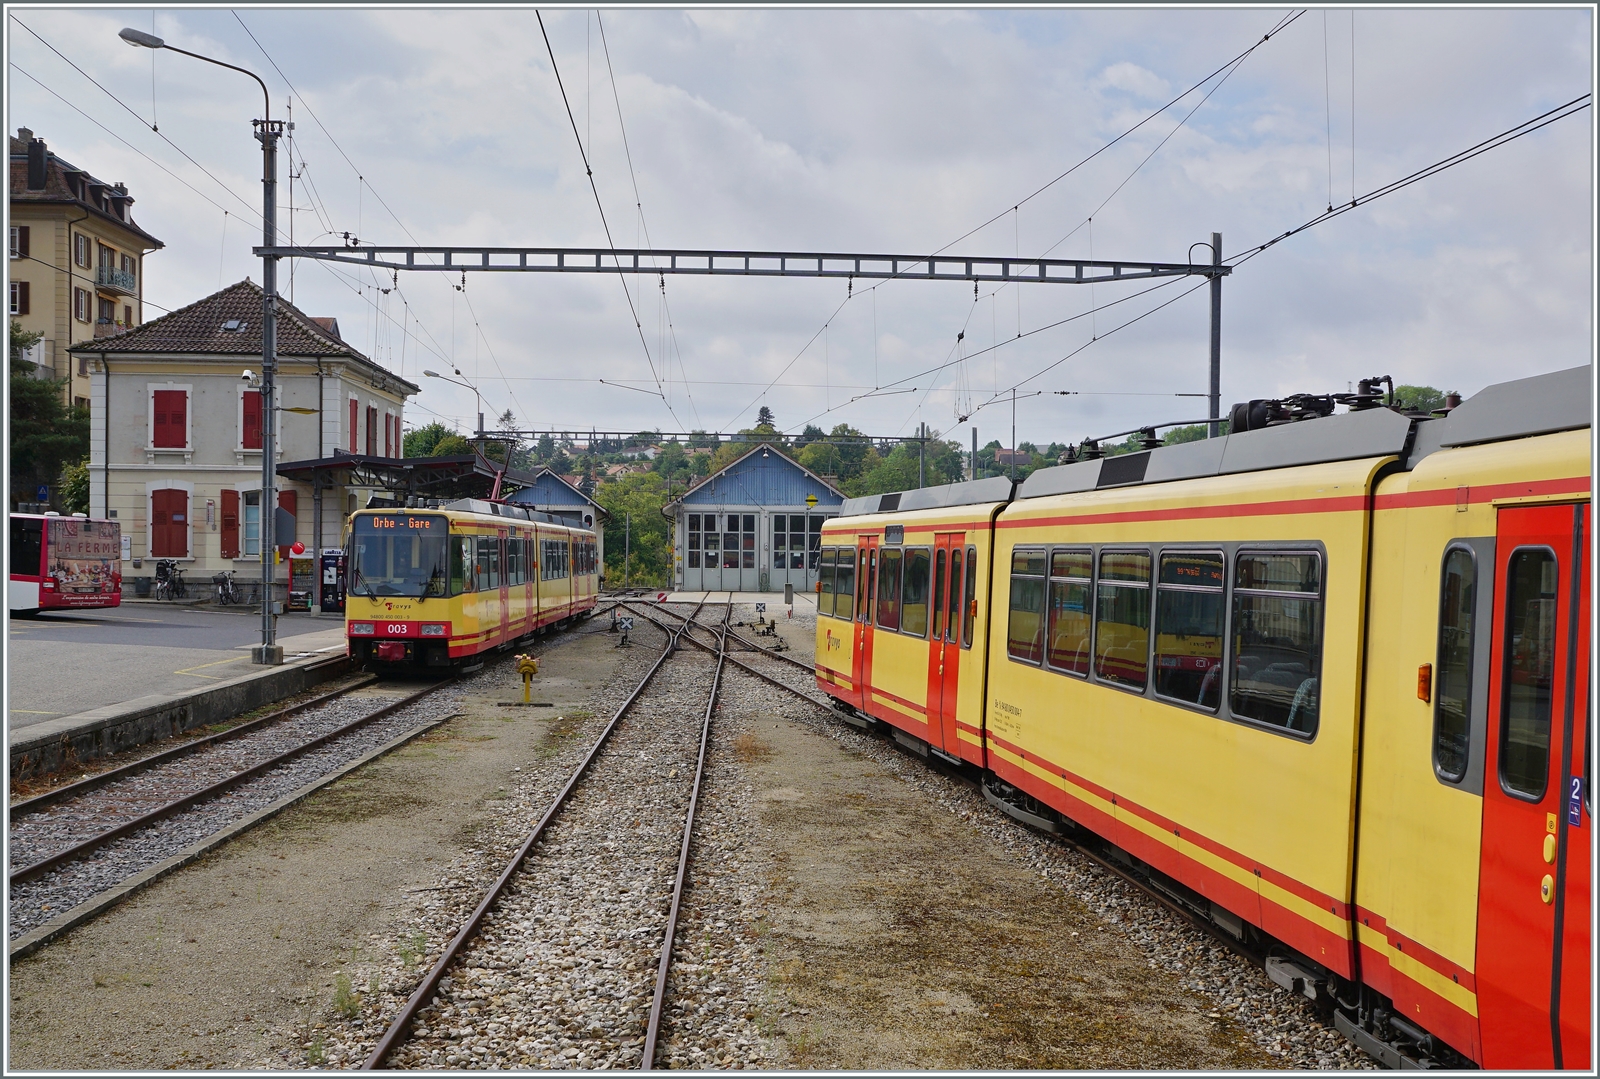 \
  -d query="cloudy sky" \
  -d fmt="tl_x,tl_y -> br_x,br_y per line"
7,6 -> 1593,450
